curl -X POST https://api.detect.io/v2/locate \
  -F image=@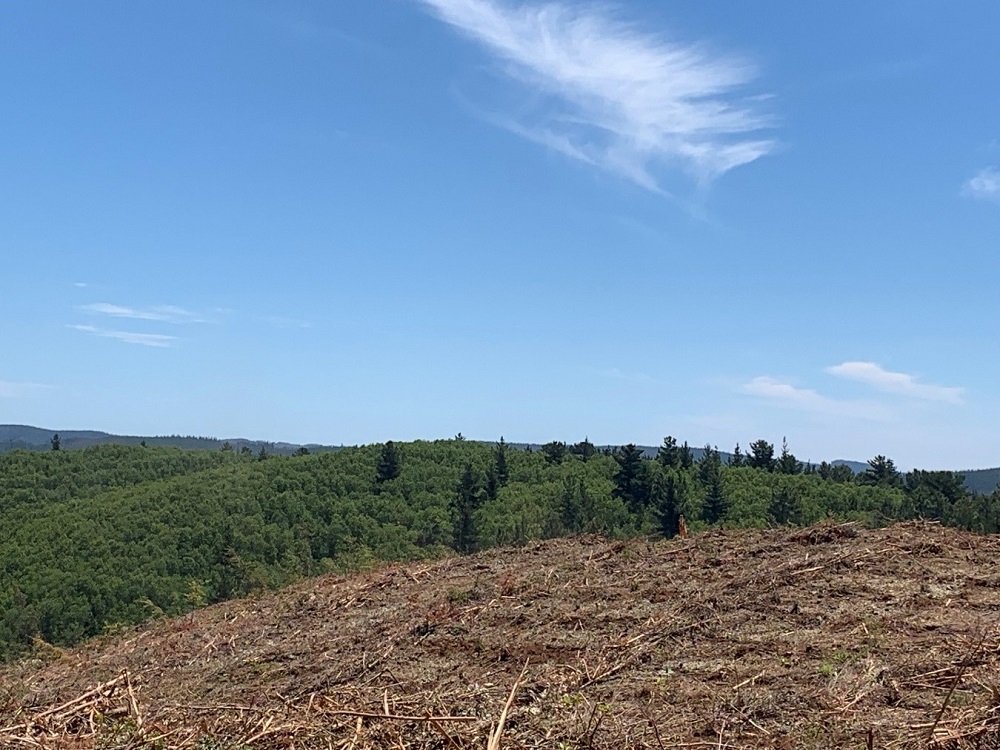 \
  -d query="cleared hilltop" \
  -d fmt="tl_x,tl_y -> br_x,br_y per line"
4,521 -> 1000,749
